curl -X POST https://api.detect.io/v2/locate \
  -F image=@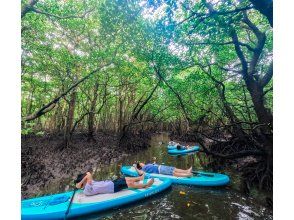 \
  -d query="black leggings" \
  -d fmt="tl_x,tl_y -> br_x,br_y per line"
113,178 -> 128,192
